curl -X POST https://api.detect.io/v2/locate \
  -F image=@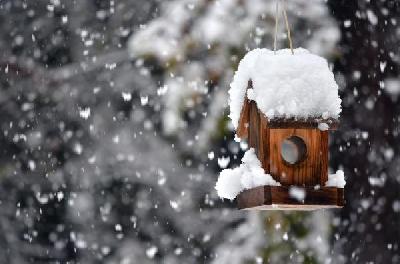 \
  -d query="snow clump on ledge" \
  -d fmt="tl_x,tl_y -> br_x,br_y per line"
215,148 -> 280,200
229,48 -> 342,129
325,170 -> 346,188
